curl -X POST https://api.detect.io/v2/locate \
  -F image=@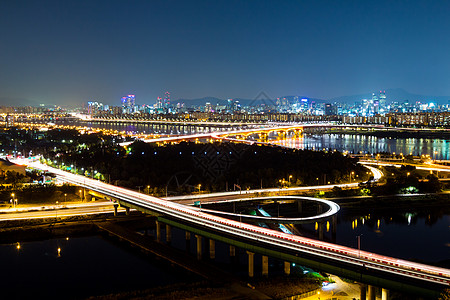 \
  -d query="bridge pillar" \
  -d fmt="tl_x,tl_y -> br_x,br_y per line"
113,204 -> 118,216
331,215 -> 337,242
156,220 -> 161,243
284,261 -> 290,275
246,251 -> 254,278
317,203 -> 323,214
209,239 -> 215,260
82,188 -> 88,201
381,288 -> 390,300
185,231 -> 191,252
318,222 -> 324,240
195,235 -> 202,260
262,255 -> 268,277
125,207 -> 130,215
297,200 -> 302,213
368,285 -> 376,300
360,284 -> 367,300
229,245 -> 237,264
165,224 -> 171,243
